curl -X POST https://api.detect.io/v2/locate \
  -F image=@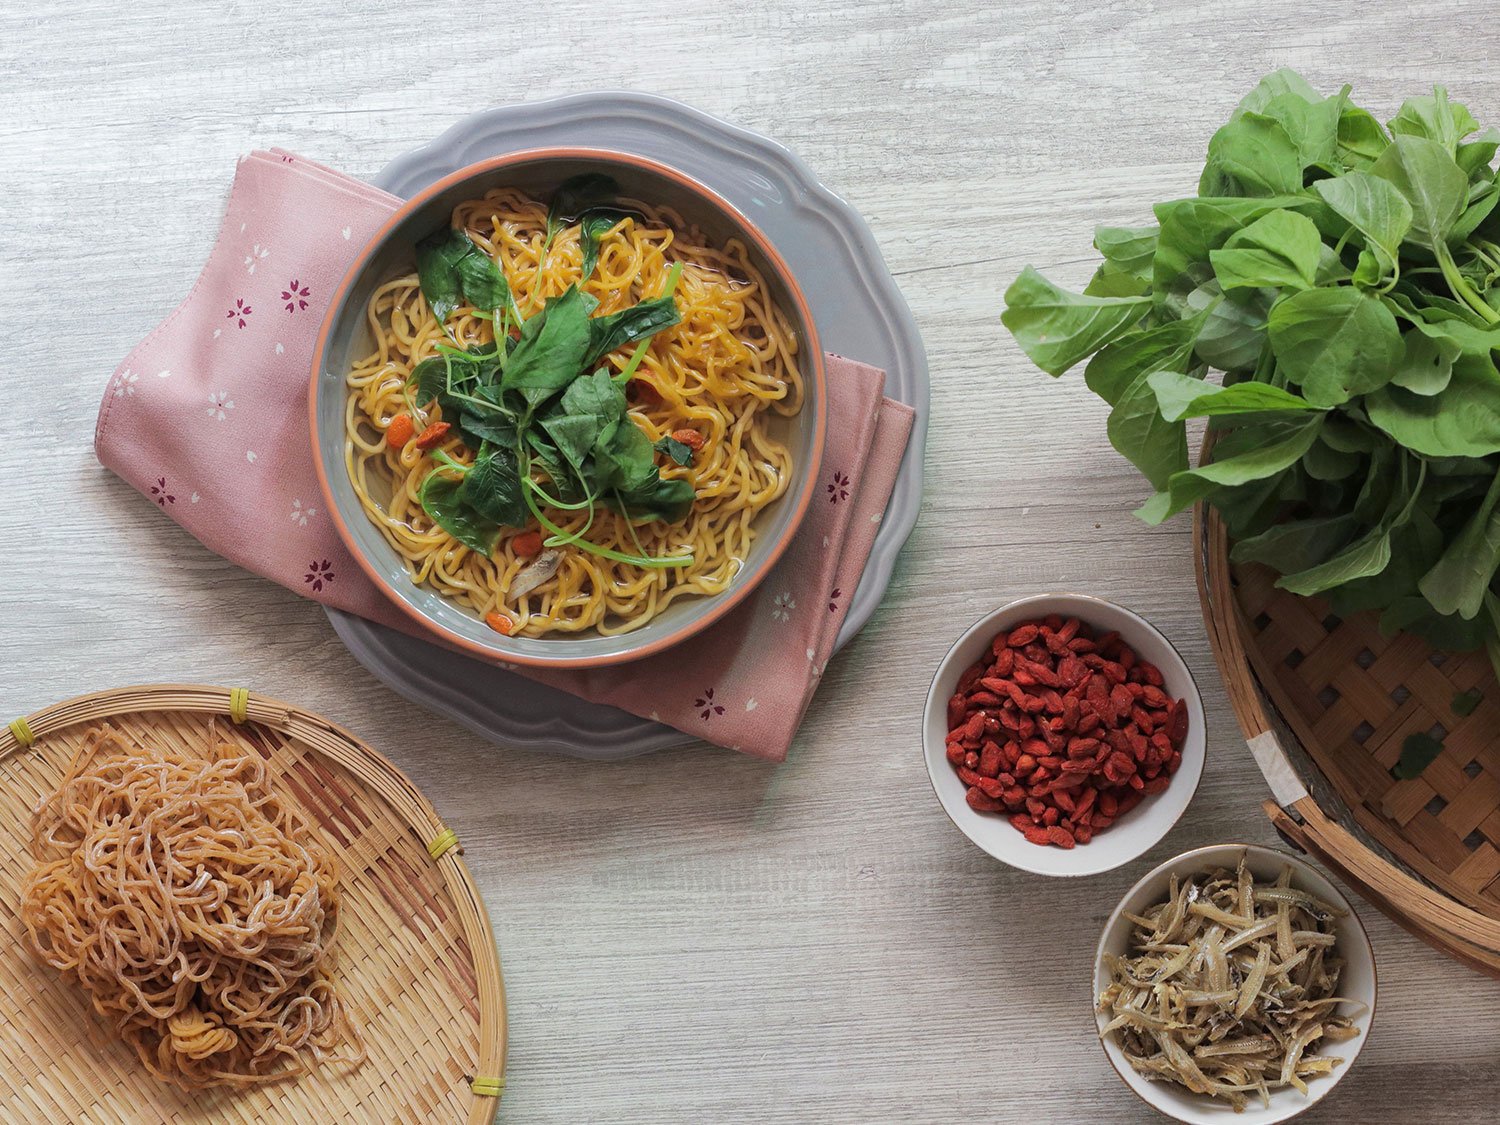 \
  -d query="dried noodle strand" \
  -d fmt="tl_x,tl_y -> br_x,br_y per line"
21,726 -> 364,1089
